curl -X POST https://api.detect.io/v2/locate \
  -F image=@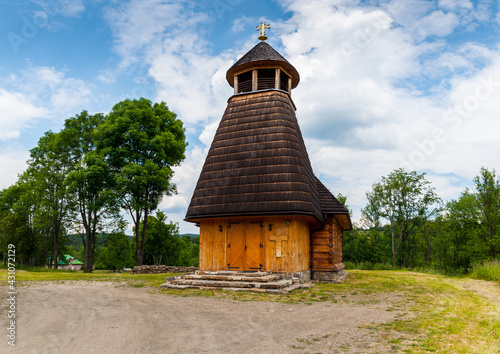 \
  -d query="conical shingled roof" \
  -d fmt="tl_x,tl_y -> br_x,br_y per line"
186,41 -> 351,229
185,90 -> 323,222
226,42 -> 300,88
315,177 -> 352,229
